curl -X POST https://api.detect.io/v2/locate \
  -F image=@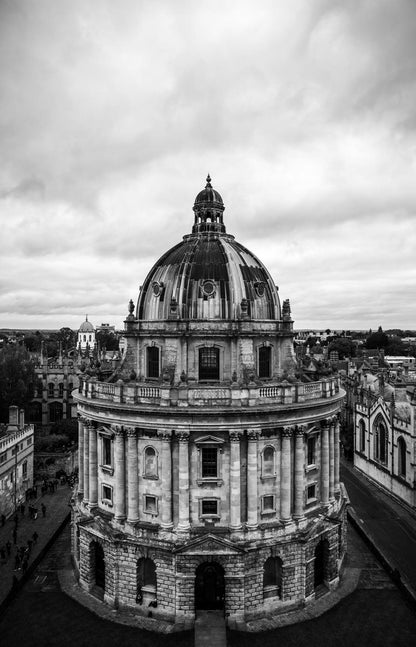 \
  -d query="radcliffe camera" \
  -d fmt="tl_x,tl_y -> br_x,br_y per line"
0,3 -> 416,647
